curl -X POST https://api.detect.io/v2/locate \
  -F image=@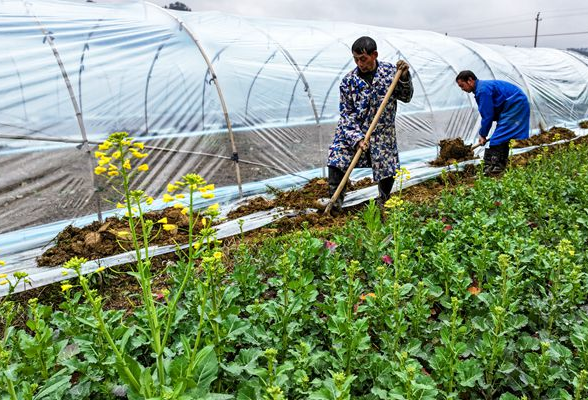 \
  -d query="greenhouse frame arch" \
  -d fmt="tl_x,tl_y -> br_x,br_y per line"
1,0 -> 588,254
